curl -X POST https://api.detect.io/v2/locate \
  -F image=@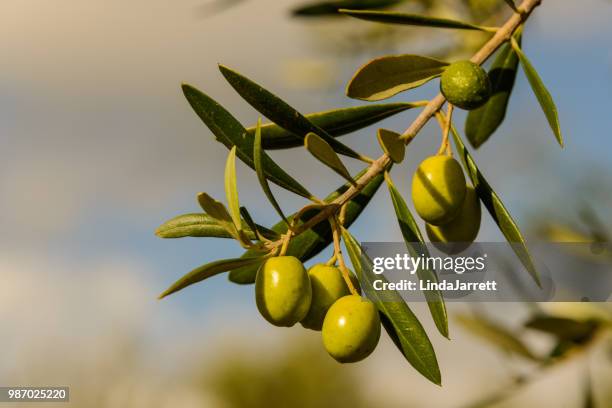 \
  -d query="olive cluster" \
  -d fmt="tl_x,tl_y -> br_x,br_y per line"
255,257 -> 380,363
